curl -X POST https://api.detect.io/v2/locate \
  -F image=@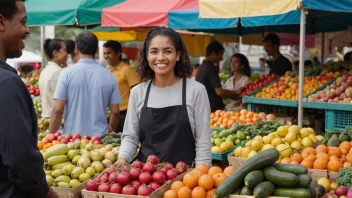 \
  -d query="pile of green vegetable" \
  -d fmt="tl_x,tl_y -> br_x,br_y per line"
320,127 -> 352,146
100,132 -> 121,147
336,167 -> 352,188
